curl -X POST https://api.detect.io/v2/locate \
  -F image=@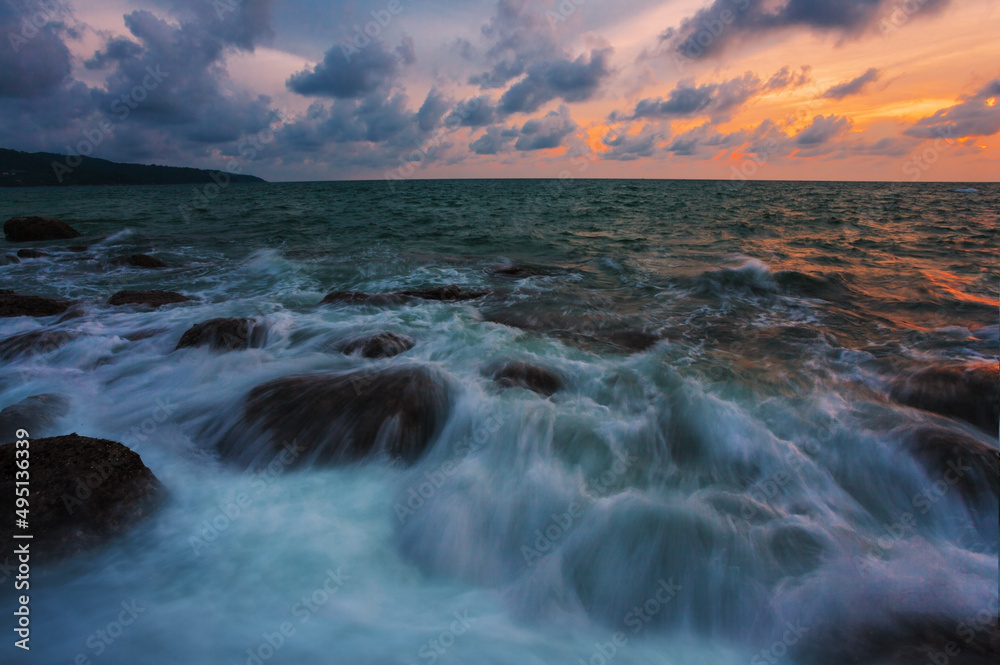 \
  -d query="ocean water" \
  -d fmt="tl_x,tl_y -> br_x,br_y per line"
0,180 -> 997,665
